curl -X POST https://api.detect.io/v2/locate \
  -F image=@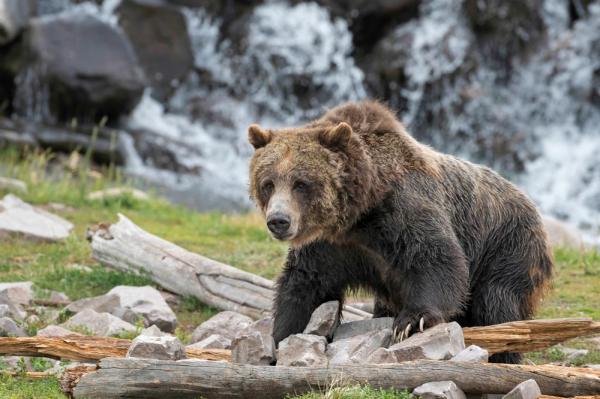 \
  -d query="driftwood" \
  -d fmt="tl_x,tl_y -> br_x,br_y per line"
87,214 -> 370,320
463,318 -> 600,354
0,335 -> 230,363
70,358 -> 600,398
